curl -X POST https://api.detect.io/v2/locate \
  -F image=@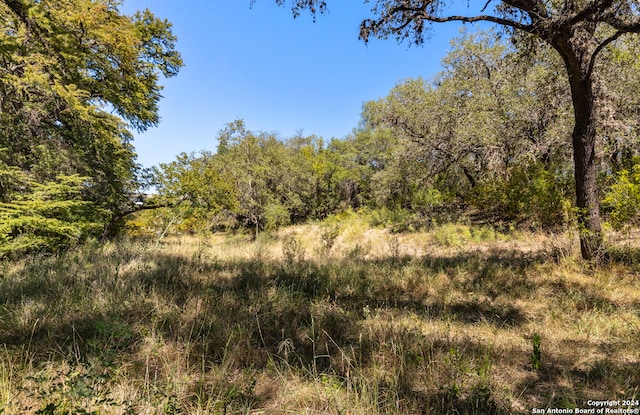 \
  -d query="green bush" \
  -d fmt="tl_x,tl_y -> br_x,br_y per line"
0,173 -> 109,256
365,207 -> 421,232
473,164 -> 572,229
603,164 -> 640,229
264,201 -> 291,230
